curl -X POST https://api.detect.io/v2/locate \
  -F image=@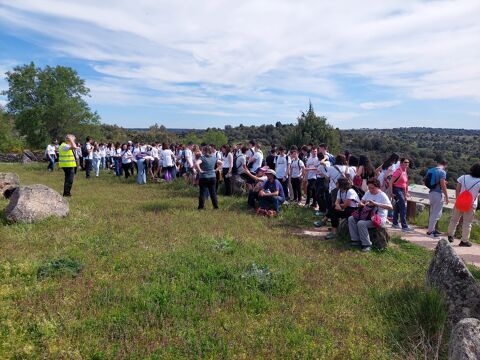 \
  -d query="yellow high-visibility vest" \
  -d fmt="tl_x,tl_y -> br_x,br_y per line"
58,142 -> 76,168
